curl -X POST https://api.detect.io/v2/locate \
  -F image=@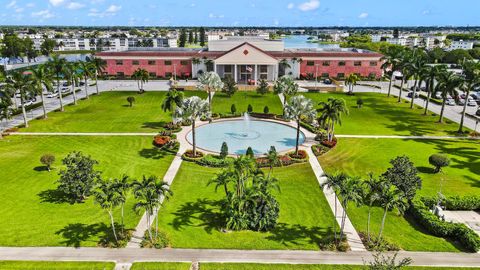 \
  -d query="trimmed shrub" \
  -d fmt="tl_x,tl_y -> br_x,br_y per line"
321,138 -> 337,148
220,142 -> 228,159
246,147 -> 254,158
421,195 -> 480,211
287,150 -> 308,160
356,98 -> 364,108
263,106 -> 269,114
231,104 -> 237,115
247,104 -> 253,113
163,122 -> 181,132
429,153 -> 450,173
126,96 -> 135,107
300,121 -> 319,133
40,154 -> 55,171
314,130 -> 328,142
312,144 -> 332,157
